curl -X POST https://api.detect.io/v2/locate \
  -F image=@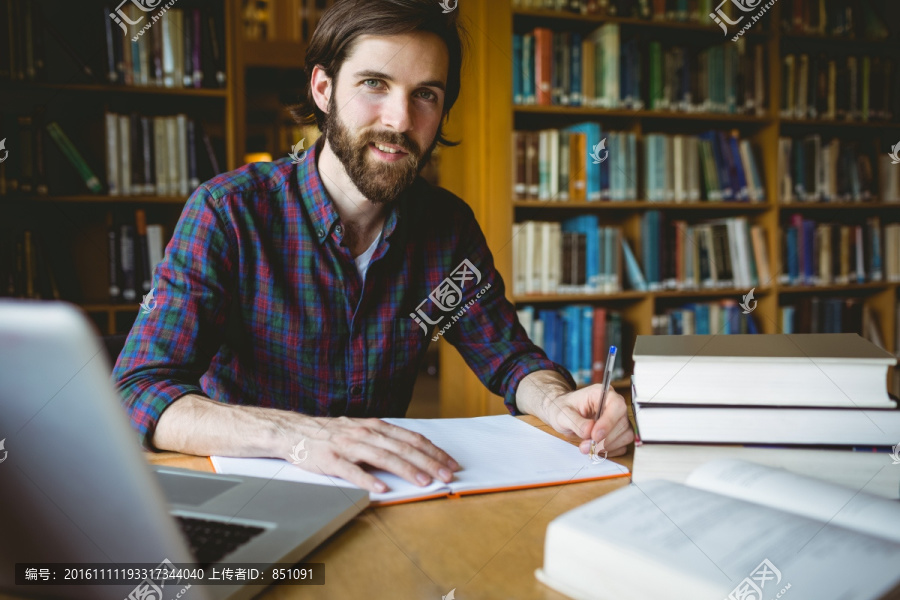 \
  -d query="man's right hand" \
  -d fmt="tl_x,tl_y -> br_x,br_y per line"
153,394 -> 460,493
